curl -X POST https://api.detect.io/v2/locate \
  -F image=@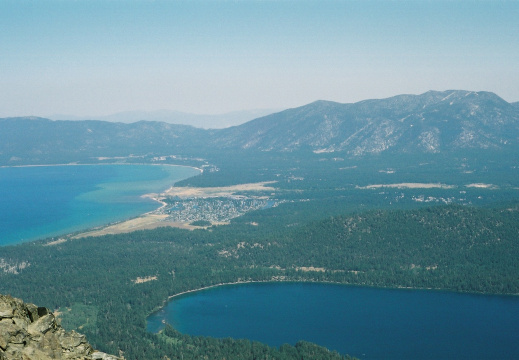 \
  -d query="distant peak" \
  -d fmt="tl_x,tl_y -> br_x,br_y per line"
303,100 -> 344,108
0,116 -> 51,122
422,89 -> 505,101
